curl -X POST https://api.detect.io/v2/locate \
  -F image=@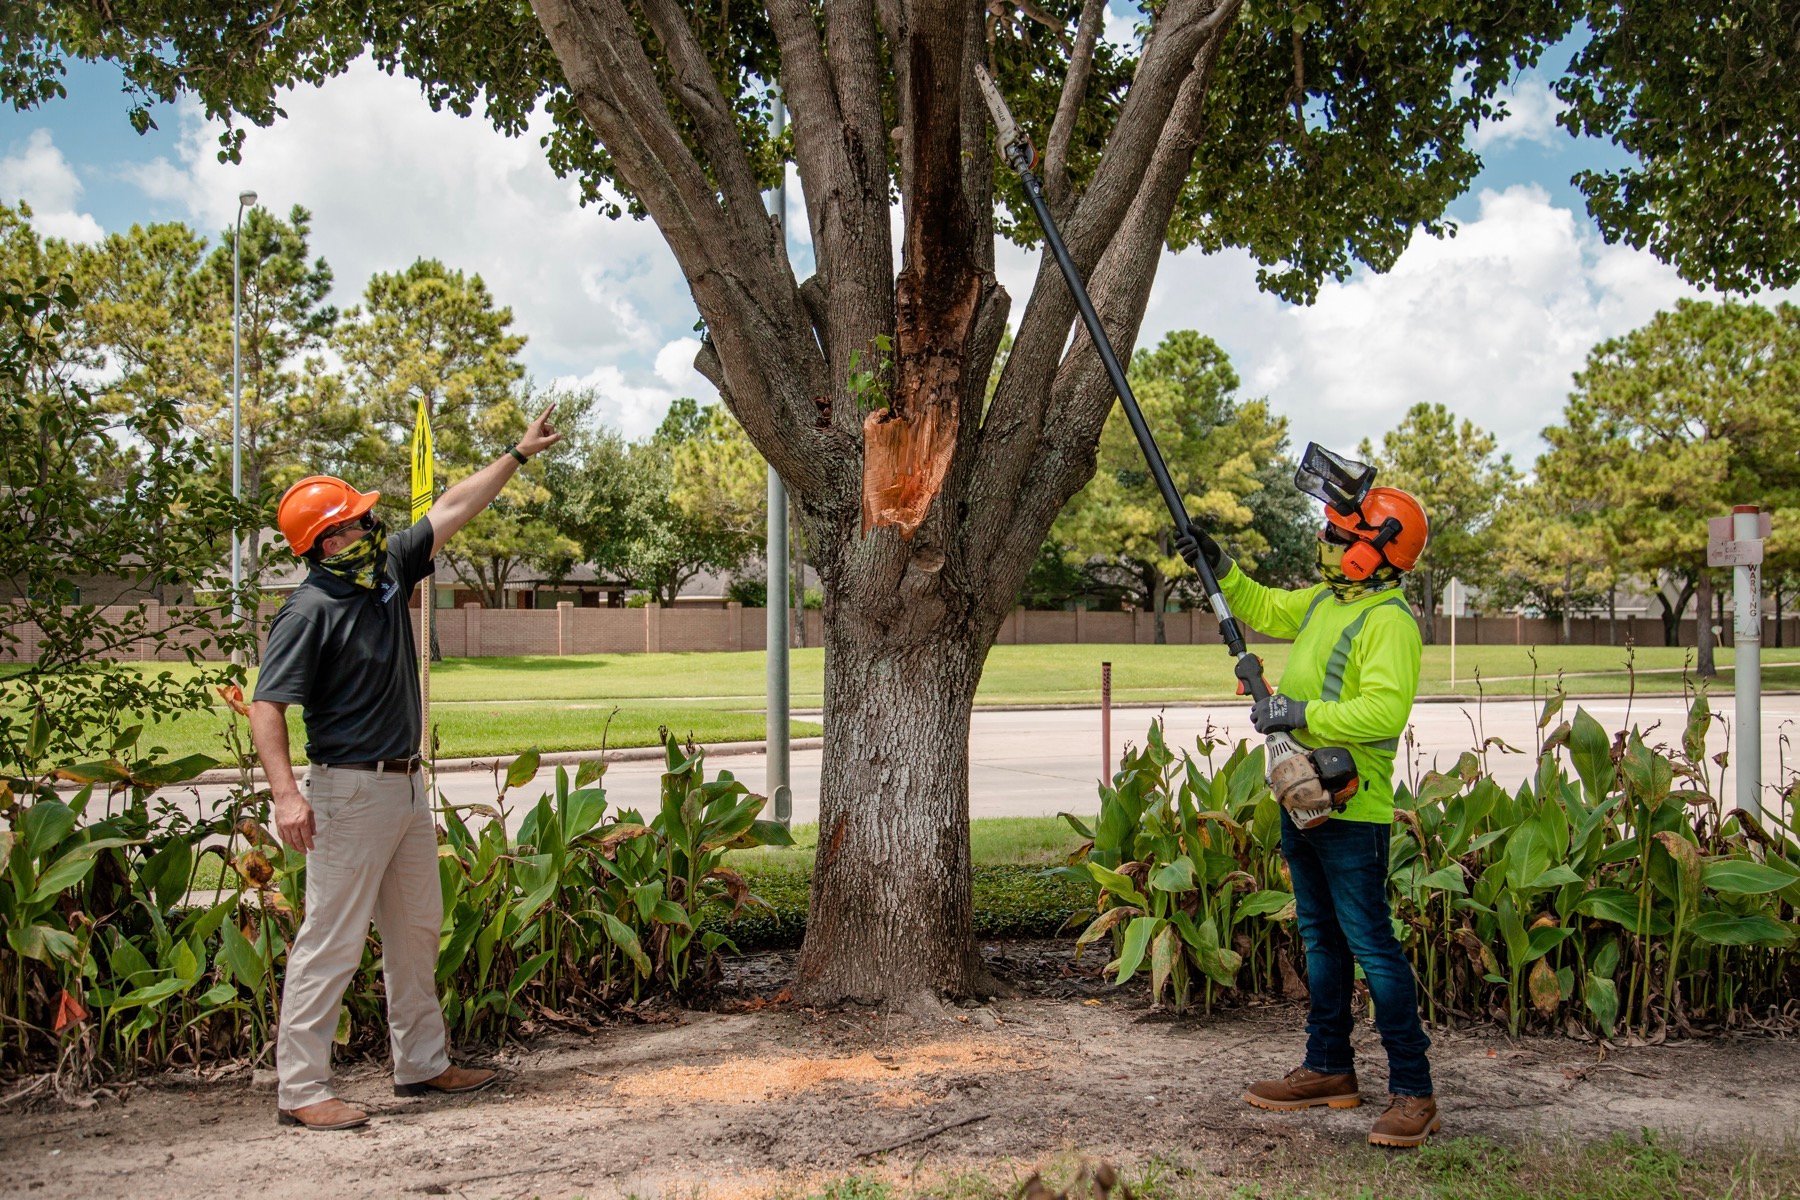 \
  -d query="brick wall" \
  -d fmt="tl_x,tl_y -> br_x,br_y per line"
5,601 -> 1797,662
